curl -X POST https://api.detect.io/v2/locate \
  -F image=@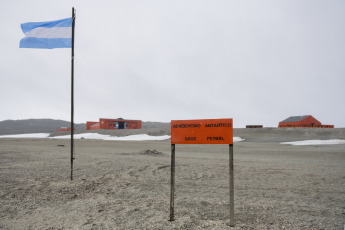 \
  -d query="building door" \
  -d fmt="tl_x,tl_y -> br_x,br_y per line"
118,122 -> 125,129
